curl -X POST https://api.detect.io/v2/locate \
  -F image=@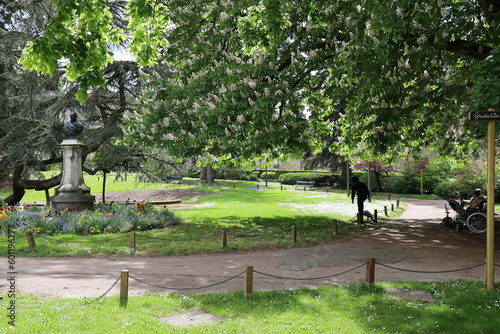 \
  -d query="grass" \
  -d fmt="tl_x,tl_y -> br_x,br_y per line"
1,281 -> 499,333
1,184 -> 404,257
